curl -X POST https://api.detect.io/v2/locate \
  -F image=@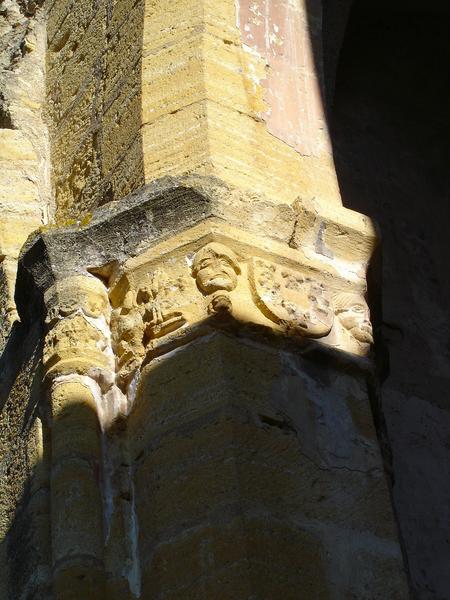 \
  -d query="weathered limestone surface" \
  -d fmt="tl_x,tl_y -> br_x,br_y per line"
0,0 -> 51,344
130,333 -> 406,598
0,197 -> 407,592
46,0 -> 146,218
0,319 -> 51,599
46,0 -> 341,221
17,176 -> 375,291
44,275 -> 115,598
0,3 -> 51,598
0,131 -> 41,330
